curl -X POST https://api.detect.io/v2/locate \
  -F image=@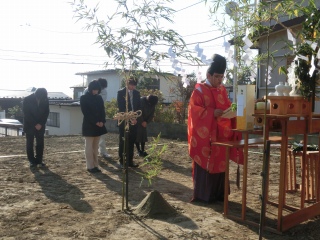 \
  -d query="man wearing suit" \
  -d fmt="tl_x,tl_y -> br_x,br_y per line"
22,88 -> 50,167
117,77 -> 141,168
